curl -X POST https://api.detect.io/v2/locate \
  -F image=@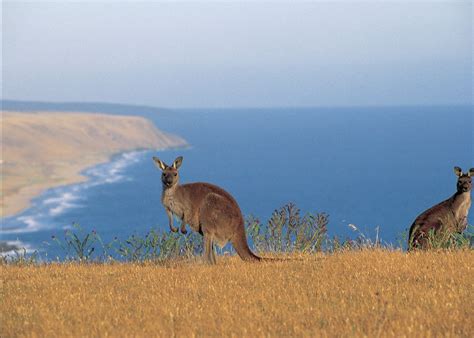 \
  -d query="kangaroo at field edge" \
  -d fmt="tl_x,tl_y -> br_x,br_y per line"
153,156 -> 261,264
408,166 -> 473,249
